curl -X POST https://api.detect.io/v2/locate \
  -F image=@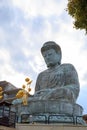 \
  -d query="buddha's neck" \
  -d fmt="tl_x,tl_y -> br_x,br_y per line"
48,62 -> 60,69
